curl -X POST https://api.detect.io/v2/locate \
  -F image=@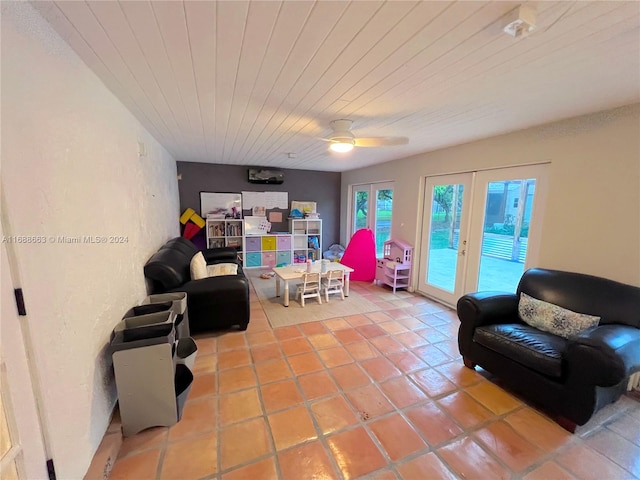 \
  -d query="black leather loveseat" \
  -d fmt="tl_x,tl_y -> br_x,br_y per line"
143,237 -> 250,332
457,268 -> 640,431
